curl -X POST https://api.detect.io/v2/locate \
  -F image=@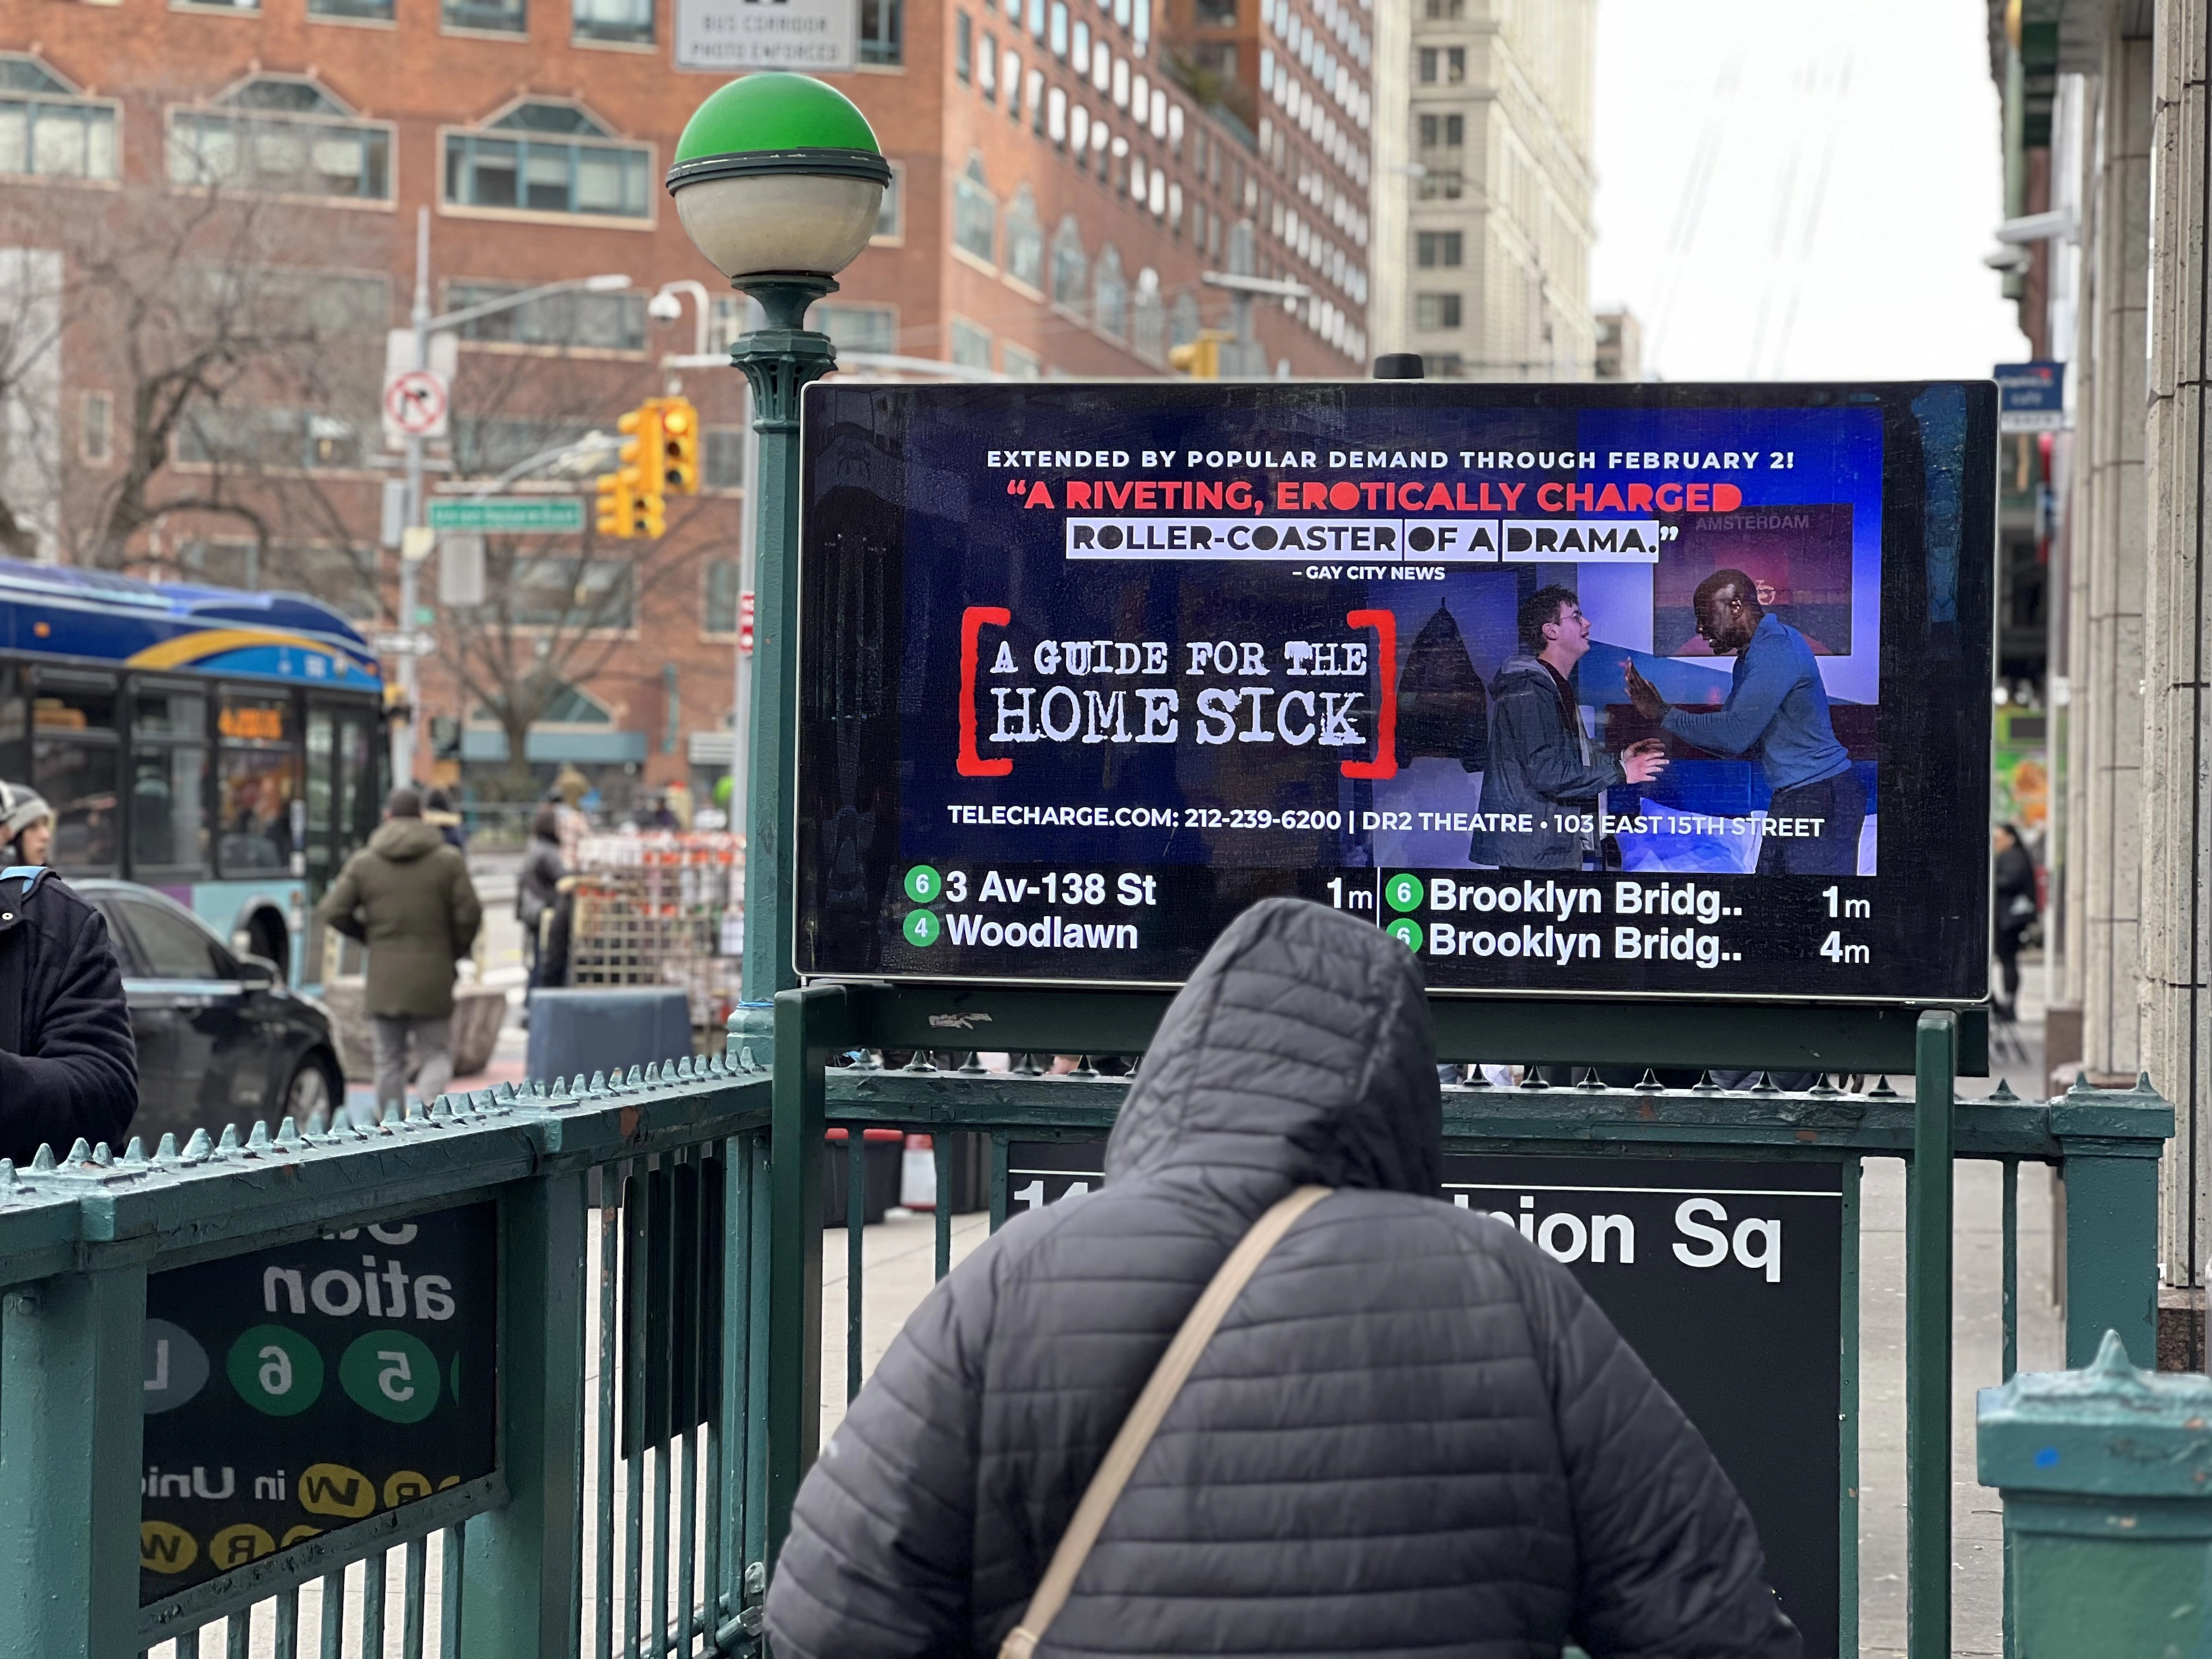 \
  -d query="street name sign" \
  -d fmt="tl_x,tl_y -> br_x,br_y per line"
427,495 -> 586,533
675,0 -> 857,71
794,381 -> 1997,1002
139,1203 -> 498,1602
